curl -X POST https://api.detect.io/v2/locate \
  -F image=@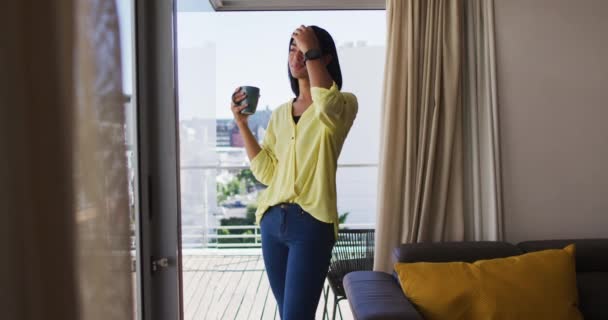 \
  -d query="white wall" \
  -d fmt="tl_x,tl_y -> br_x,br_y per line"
495,0 -> 608,242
